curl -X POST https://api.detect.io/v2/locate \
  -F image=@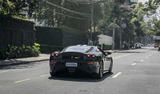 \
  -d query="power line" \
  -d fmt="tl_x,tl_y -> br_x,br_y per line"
45,0 -> 91,17
66,0 -> 107,4
54,11 -> 90,20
